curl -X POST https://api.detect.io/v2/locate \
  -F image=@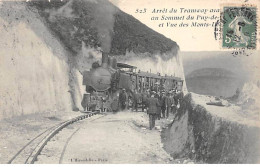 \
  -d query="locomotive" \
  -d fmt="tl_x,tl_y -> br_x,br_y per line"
81,52 -> 183,112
